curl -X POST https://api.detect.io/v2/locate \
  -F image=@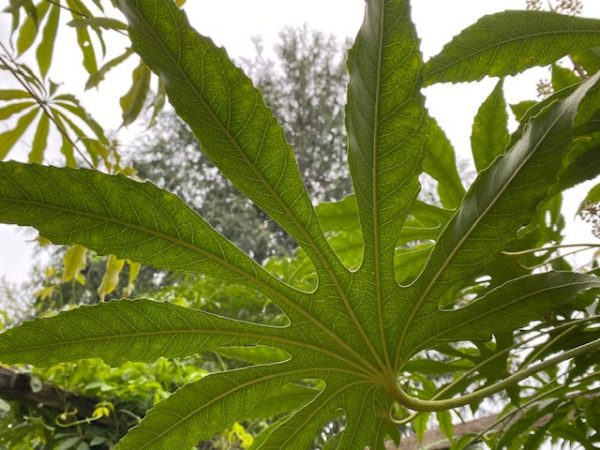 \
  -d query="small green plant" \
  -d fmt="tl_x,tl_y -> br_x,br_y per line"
1,1 -> 600,448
